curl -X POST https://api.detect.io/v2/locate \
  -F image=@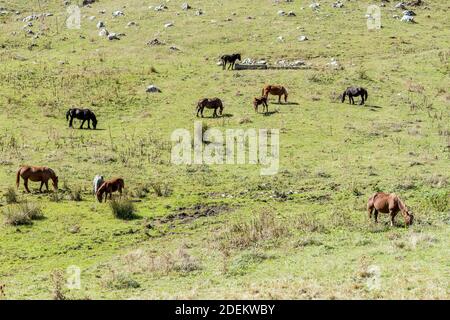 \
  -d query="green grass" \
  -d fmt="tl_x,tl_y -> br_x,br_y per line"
0,0 -> 449,299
